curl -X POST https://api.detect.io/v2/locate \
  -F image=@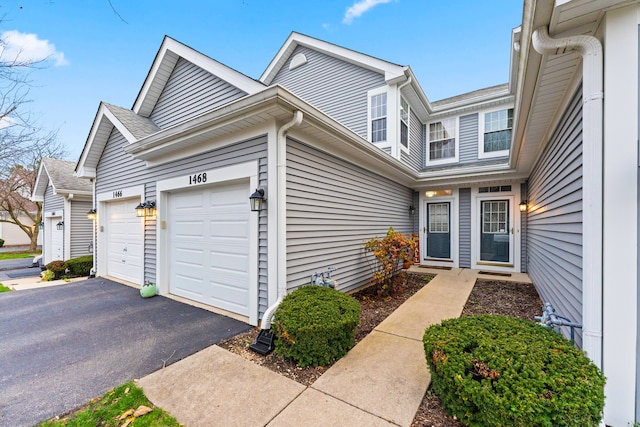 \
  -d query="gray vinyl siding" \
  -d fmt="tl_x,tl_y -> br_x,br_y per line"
286,139 -> 414,293
400,108 -> 424,171
526,88 -> 583,345
44,186 -> 64,213
70,200 -> 93,258
459,188 -> 471,268
149,58 -> 248,129
271,45 -> 386,139
520,182 -> 528,273
96,129 -> 269,314
459,113 -> 478,164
